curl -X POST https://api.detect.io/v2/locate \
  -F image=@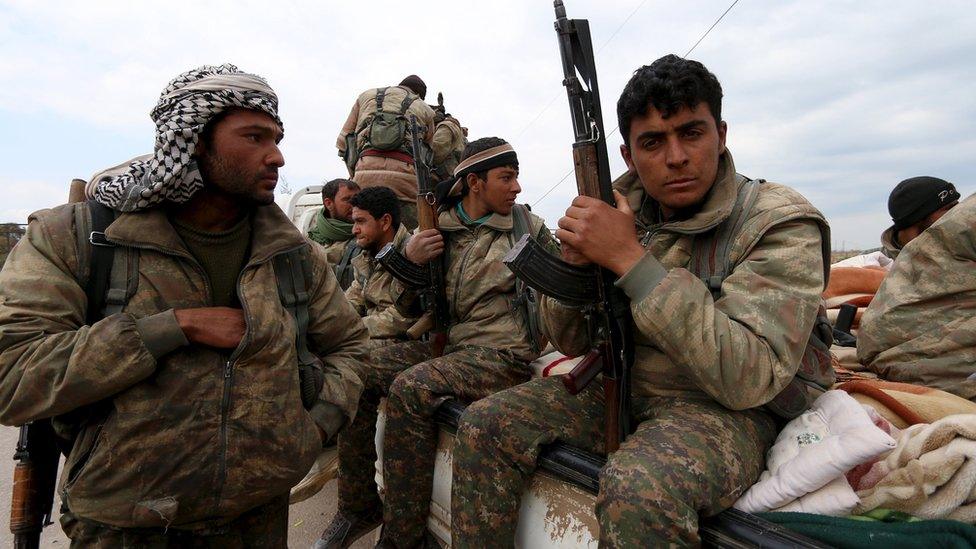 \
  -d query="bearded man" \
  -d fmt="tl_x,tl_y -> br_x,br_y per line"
0,64 -> 367,547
